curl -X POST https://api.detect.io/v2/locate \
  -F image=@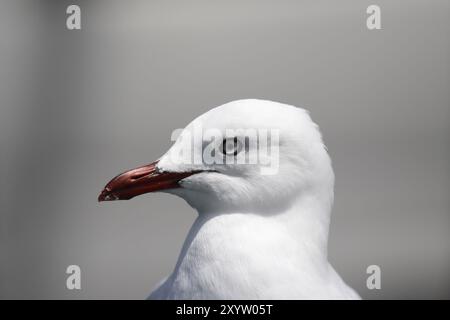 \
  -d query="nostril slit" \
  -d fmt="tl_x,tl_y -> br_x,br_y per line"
131,172 -> 149,181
